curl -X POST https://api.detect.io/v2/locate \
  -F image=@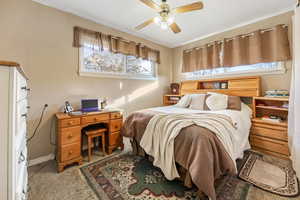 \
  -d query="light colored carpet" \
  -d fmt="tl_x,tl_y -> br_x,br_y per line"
28,138 -> 131,200
28,142 -> 300,200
